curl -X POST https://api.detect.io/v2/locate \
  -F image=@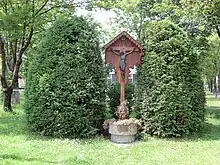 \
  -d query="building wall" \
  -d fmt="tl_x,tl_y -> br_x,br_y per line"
108,68 -> 136,84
